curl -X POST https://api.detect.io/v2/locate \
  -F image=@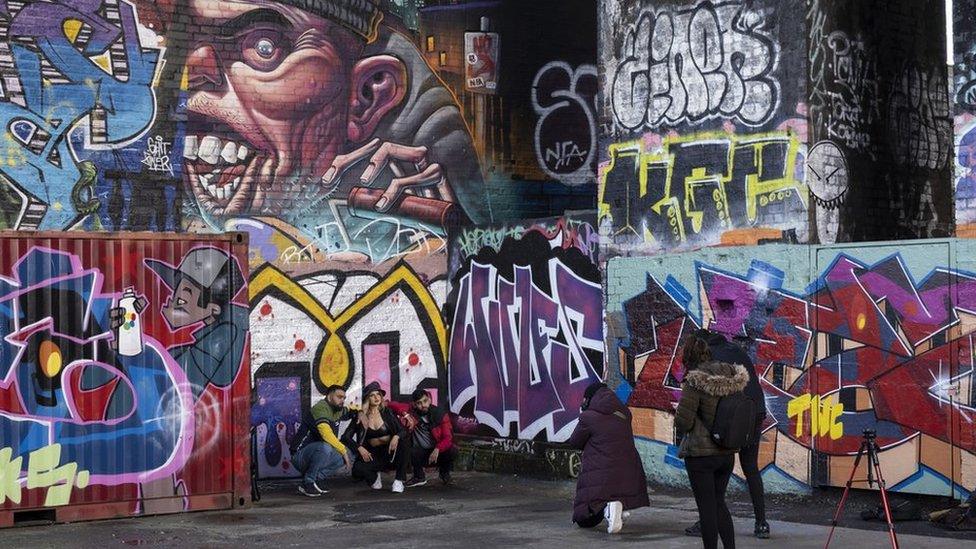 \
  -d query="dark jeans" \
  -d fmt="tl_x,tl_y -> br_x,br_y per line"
351,442 -> 408,482
686,454 -> 735,549
575,505 -> 606,528
738,419 -> 766,523
410,445 -> 456,479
